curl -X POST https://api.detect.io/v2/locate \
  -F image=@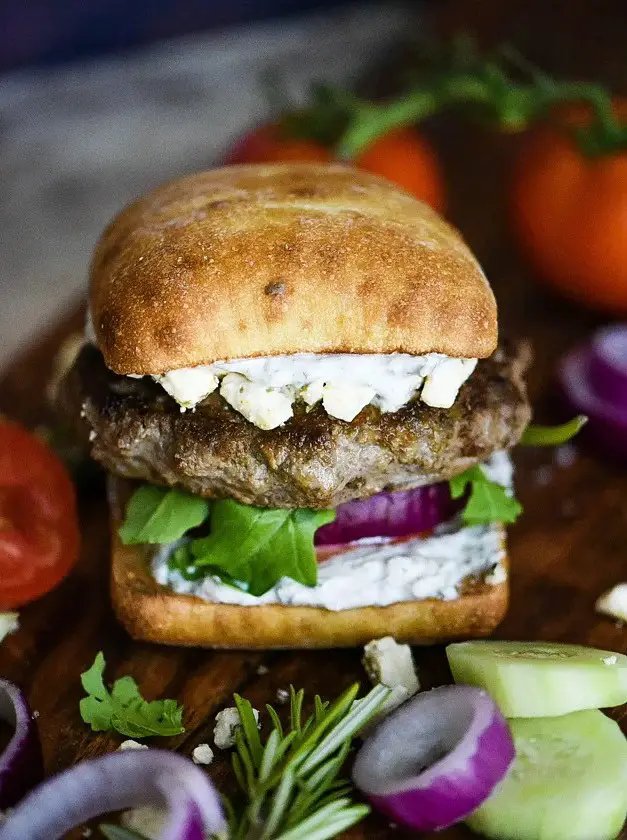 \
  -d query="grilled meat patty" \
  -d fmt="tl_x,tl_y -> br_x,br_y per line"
62,342 -> 531,509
